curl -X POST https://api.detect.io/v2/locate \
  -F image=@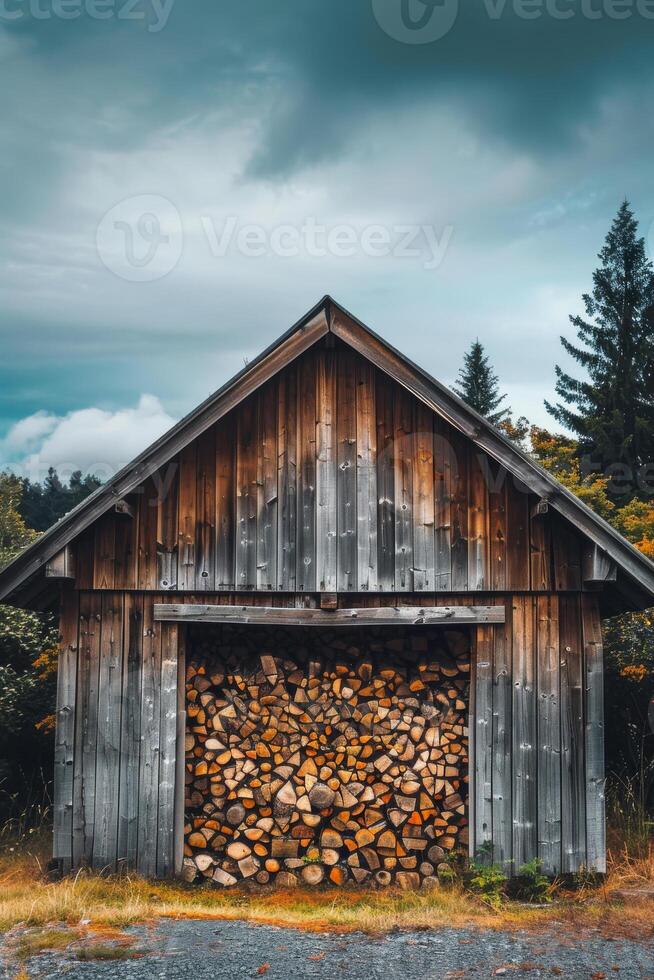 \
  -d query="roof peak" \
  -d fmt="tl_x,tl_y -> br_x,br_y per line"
1,296 -> 653,608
